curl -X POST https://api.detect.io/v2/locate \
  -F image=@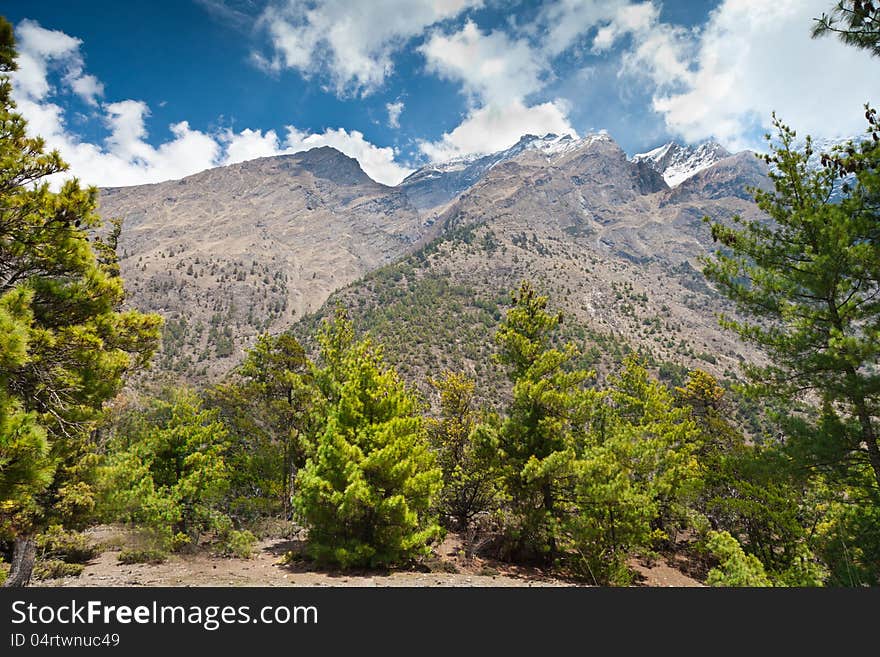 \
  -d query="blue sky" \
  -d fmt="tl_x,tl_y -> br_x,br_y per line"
3,0 -> 878,186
